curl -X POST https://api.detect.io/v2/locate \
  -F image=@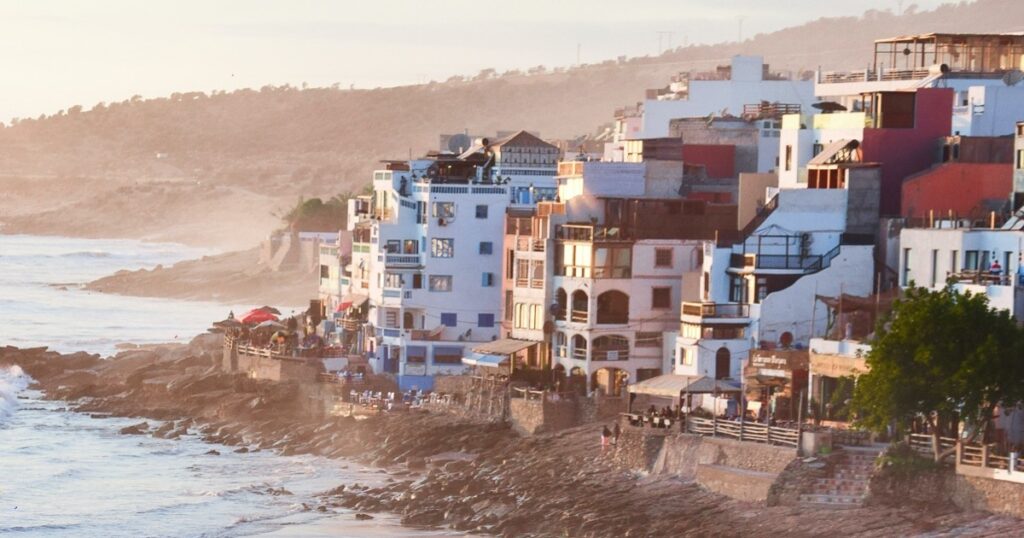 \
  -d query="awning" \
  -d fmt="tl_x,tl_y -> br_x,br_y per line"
461,354 -> 509,367
627,374 -> 692,398
336,294 -> 369,312
472,338 -> 537,355
682,376 -> 743,394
